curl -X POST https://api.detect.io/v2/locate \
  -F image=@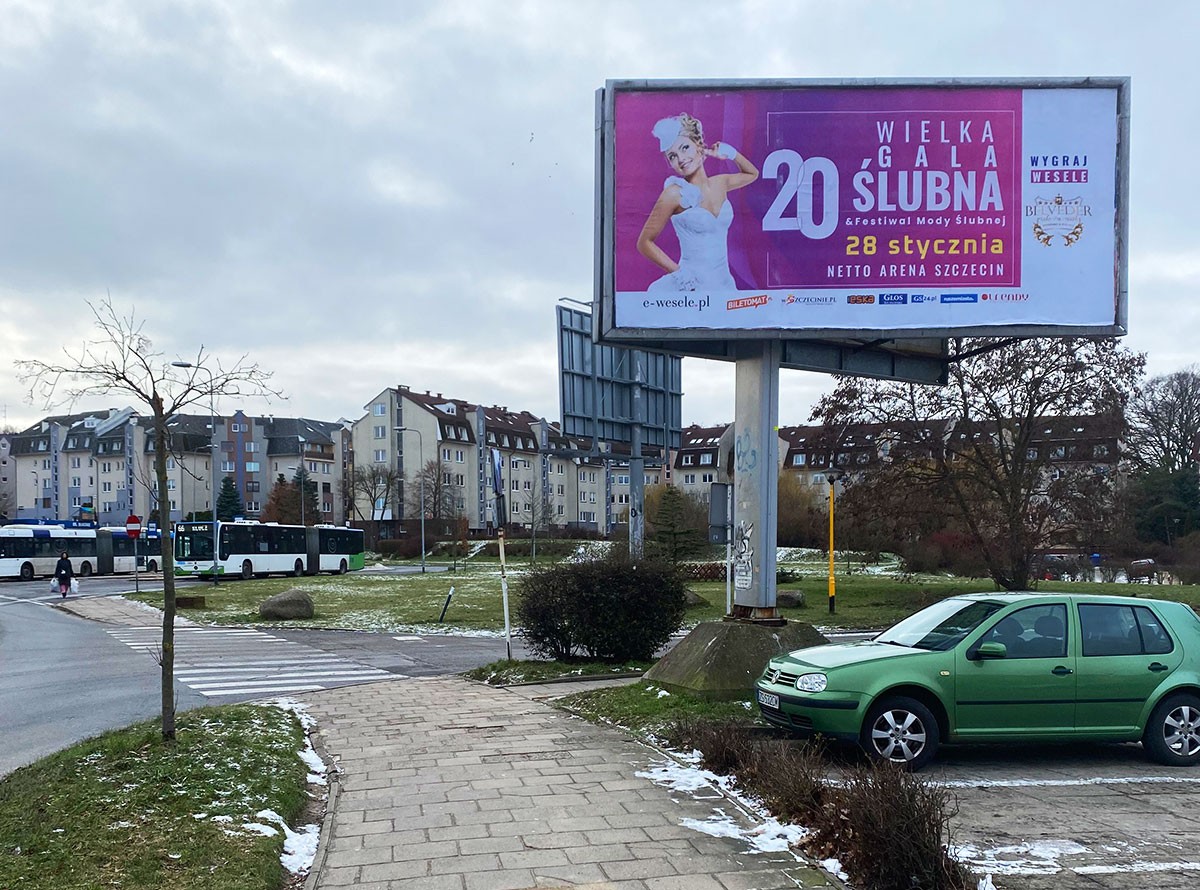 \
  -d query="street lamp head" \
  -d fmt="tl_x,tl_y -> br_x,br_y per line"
825,469 -> 846,485
171,361 -> 193,369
